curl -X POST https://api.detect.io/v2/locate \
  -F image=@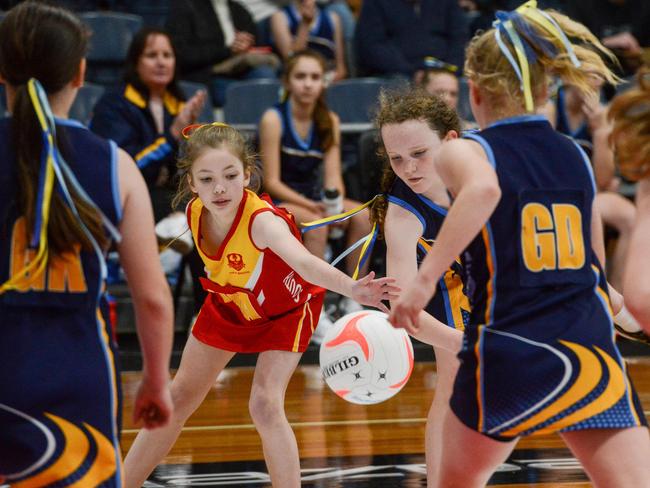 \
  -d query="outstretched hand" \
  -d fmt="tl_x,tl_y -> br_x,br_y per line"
350,271 -> 400,313
132,379 -> 173,429
388,278 -> 436,335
